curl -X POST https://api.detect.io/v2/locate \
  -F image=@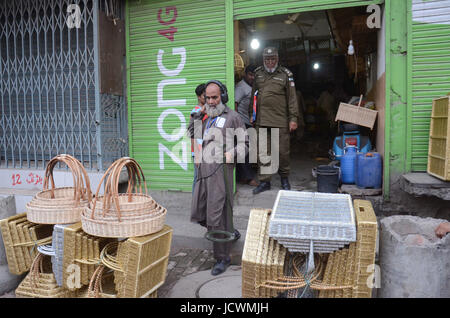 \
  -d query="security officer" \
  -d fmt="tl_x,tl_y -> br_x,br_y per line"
249,47 -> 300,194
